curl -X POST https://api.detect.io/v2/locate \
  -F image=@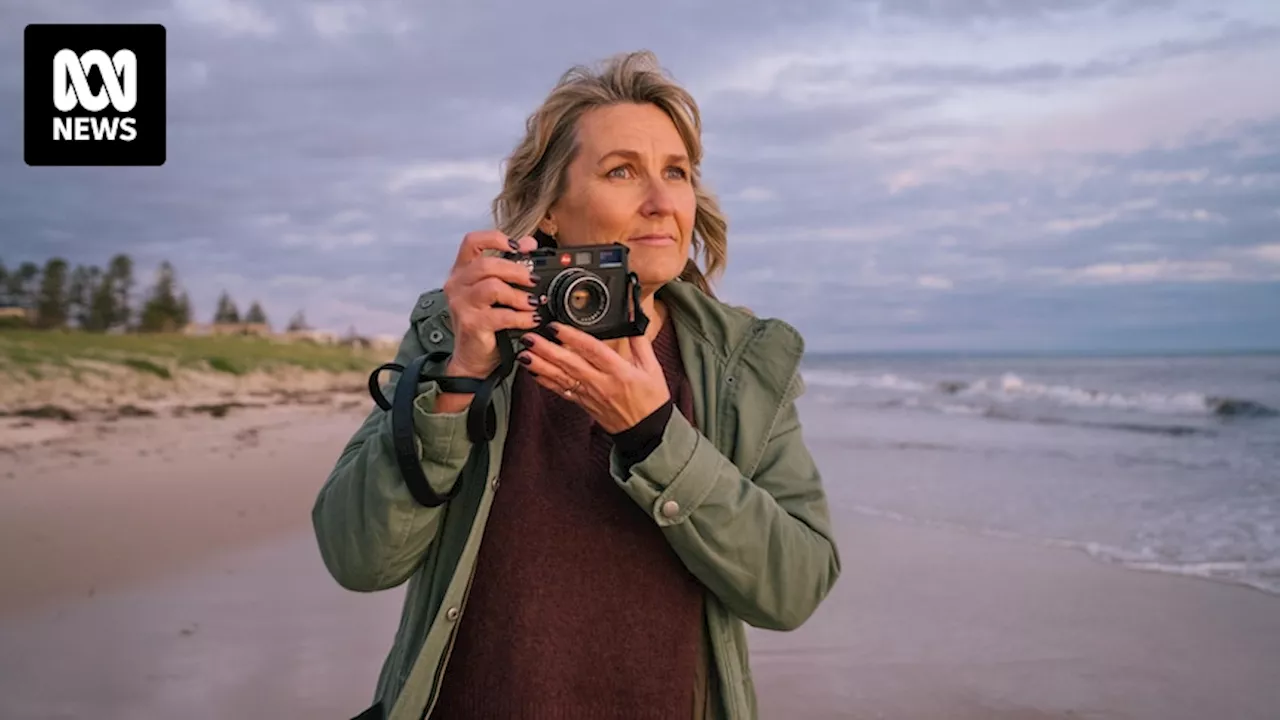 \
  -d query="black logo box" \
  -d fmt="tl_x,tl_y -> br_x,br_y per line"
24,24 -> 166,167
